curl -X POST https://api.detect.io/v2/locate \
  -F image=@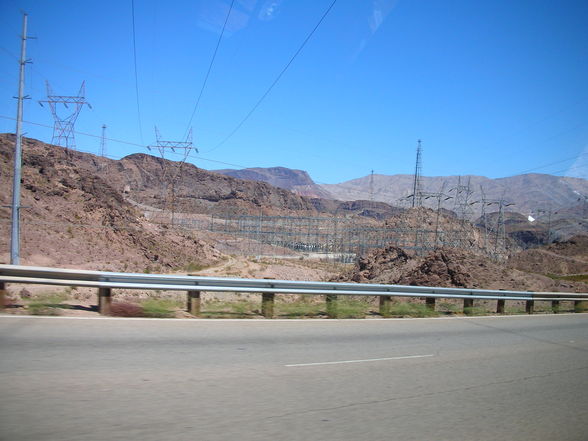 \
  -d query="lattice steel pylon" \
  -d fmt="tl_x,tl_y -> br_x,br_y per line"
410,139 -> 423,208
369,170 -> 374,203
100,124 -> 107,157
147,126 -> 197,225
39,81 -> 91,150
449,176 -> 478,250
421,181 -> 452,249
480,192 -> 514,259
